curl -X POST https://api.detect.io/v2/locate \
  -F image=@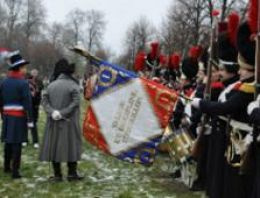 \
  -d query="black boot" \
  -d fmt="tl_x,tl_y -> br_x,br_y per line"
49,162 -> 62,182
67,162 -> 84,181
190,178 -> 205,191
12,144 -> 22,179
170,169 -> 181,179
4,144 -> 12,173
